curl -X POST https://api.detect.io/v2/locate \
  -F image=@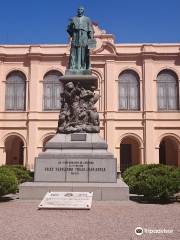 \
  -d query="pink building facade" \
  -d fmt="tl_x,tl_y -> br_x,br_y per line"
0,25 -> 180,172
